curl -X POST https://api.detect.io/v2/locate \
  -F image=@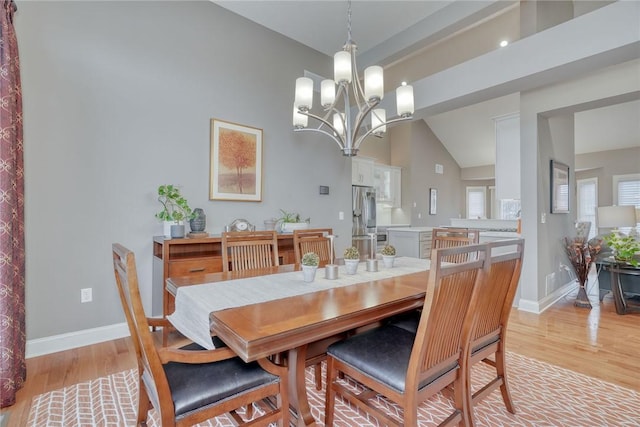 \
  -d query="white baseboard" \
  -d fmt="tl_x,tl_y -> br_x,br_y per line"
26,323 -> 130,359
517,281 -> 577,314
